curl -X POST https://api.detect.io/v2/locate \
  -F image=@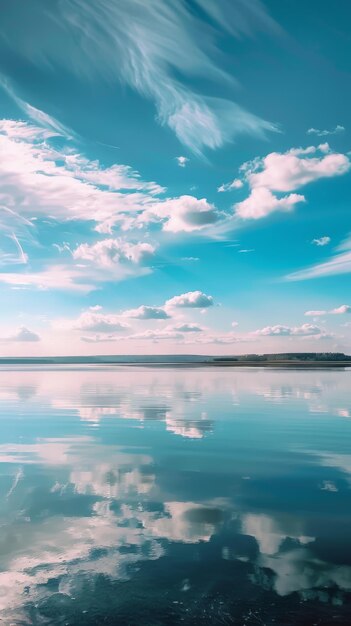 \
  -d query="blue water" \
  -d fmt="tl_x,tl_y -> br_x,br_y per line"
0,366 -> 350,625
